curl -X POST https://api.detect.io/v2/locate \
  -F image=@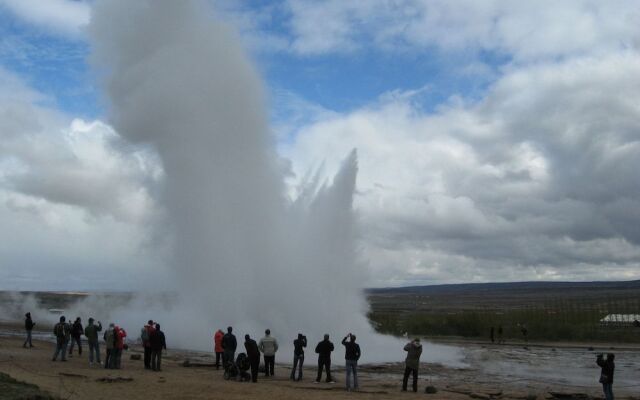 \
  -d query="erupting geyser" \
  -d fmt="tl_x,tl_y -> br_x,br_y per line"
87,0 -> 461,365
